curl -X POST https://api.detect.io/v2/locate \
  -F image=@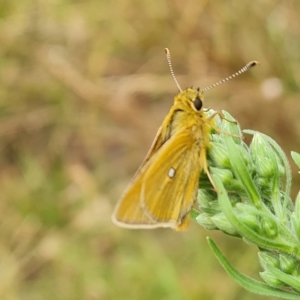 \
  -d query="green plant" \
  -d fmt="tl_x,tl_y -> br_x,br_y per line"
194,110 -> 300,299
